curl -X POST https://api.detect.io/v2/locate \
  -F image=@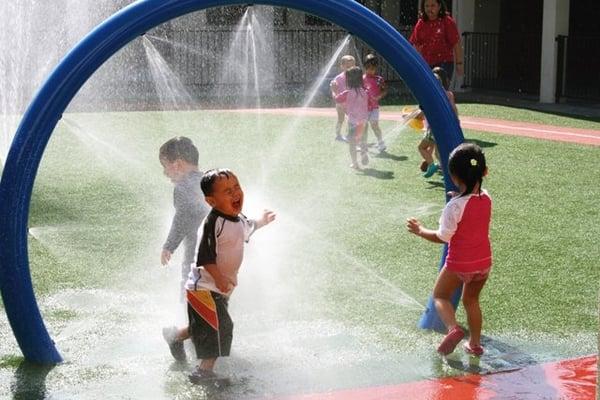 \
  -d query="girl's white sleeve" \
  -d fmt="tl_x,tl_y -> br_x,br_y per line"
436,200 -> 461,243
